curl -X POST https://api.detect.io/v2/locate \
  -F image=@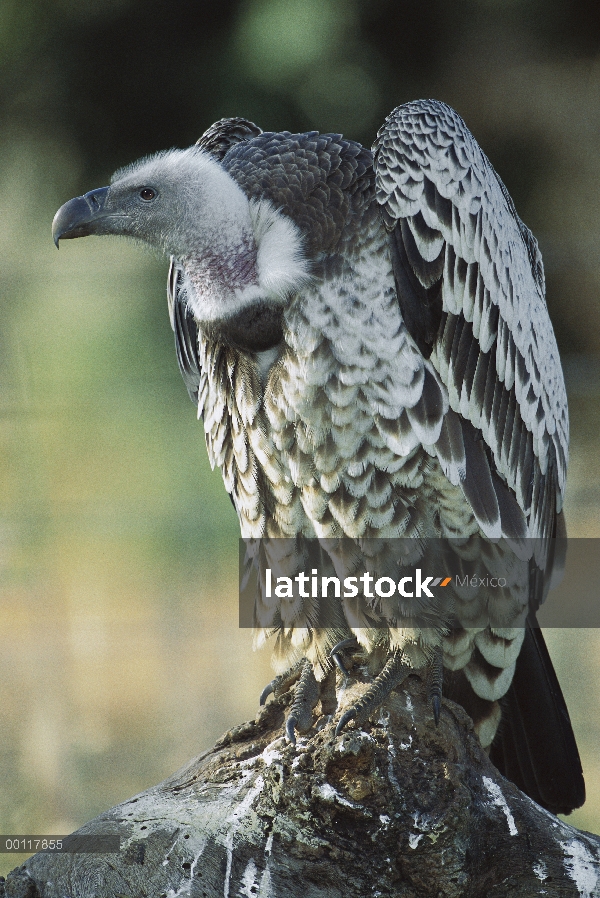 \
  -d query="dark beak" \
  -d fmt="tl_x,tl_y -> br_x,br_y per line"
52,186 -> 111,248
